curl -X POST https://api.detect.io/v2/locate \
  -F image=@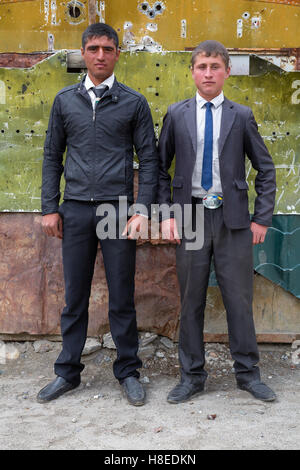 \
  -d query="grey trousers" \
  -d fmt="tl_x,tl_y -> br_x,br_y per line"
176,203 -> 260,386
